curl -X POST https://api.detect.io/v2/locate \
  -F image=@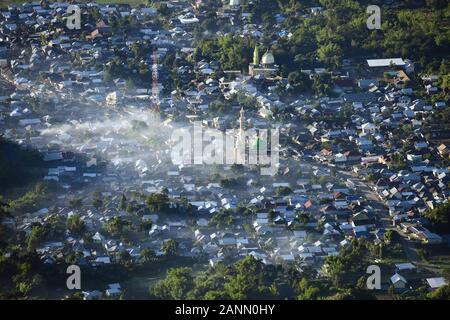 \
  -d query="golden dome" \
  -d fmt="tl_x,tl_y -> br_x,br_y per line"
261,51 -> 275,65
